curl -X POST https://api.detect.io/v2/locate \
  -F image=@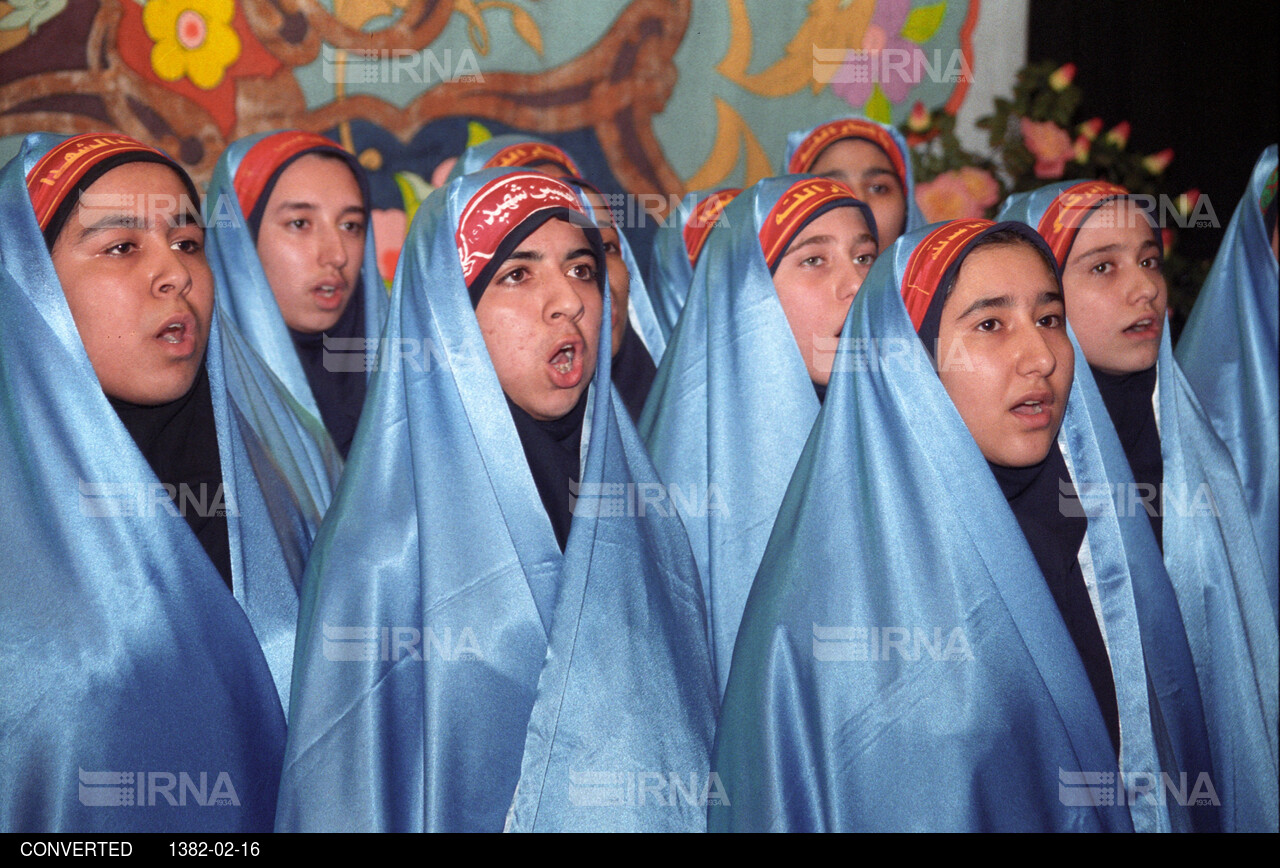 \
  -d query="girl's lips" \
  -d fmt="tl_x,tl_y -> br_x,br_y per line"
1122,315 -> 1161,340
155,313 -> 198,358
1009,391 -> 1056,430
547,338 -> 586,389
311,283 -> 347,312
